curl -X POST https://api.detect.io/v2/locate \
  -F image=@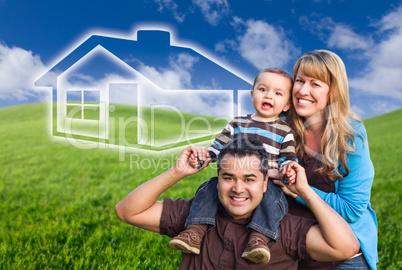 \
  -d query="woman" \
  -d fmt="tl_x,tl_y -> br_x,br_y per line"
278,50 -> 378,269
